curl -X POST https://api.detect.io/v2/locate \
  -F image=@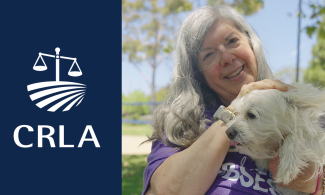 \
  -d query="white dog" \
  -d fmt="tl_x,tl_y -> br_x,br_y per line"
226,82 -> 325,195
